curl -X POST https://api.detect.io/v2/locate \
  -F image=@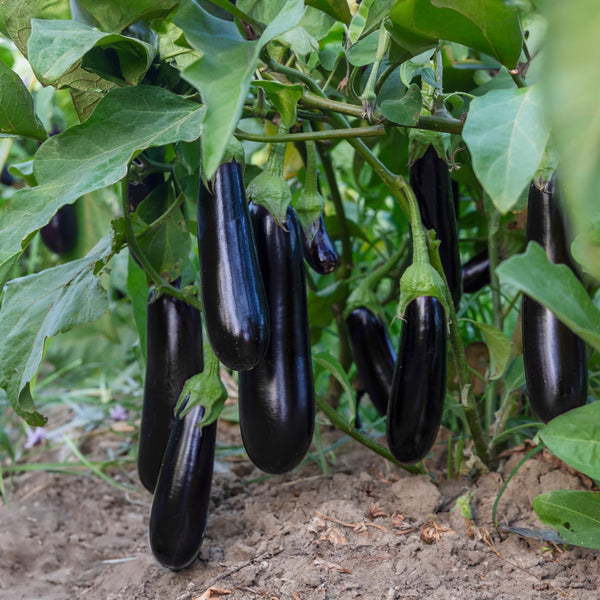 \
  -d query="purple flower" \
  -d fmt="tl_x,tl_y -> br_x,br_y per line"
24,427 -> 47,449
109,404 -> 128,421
